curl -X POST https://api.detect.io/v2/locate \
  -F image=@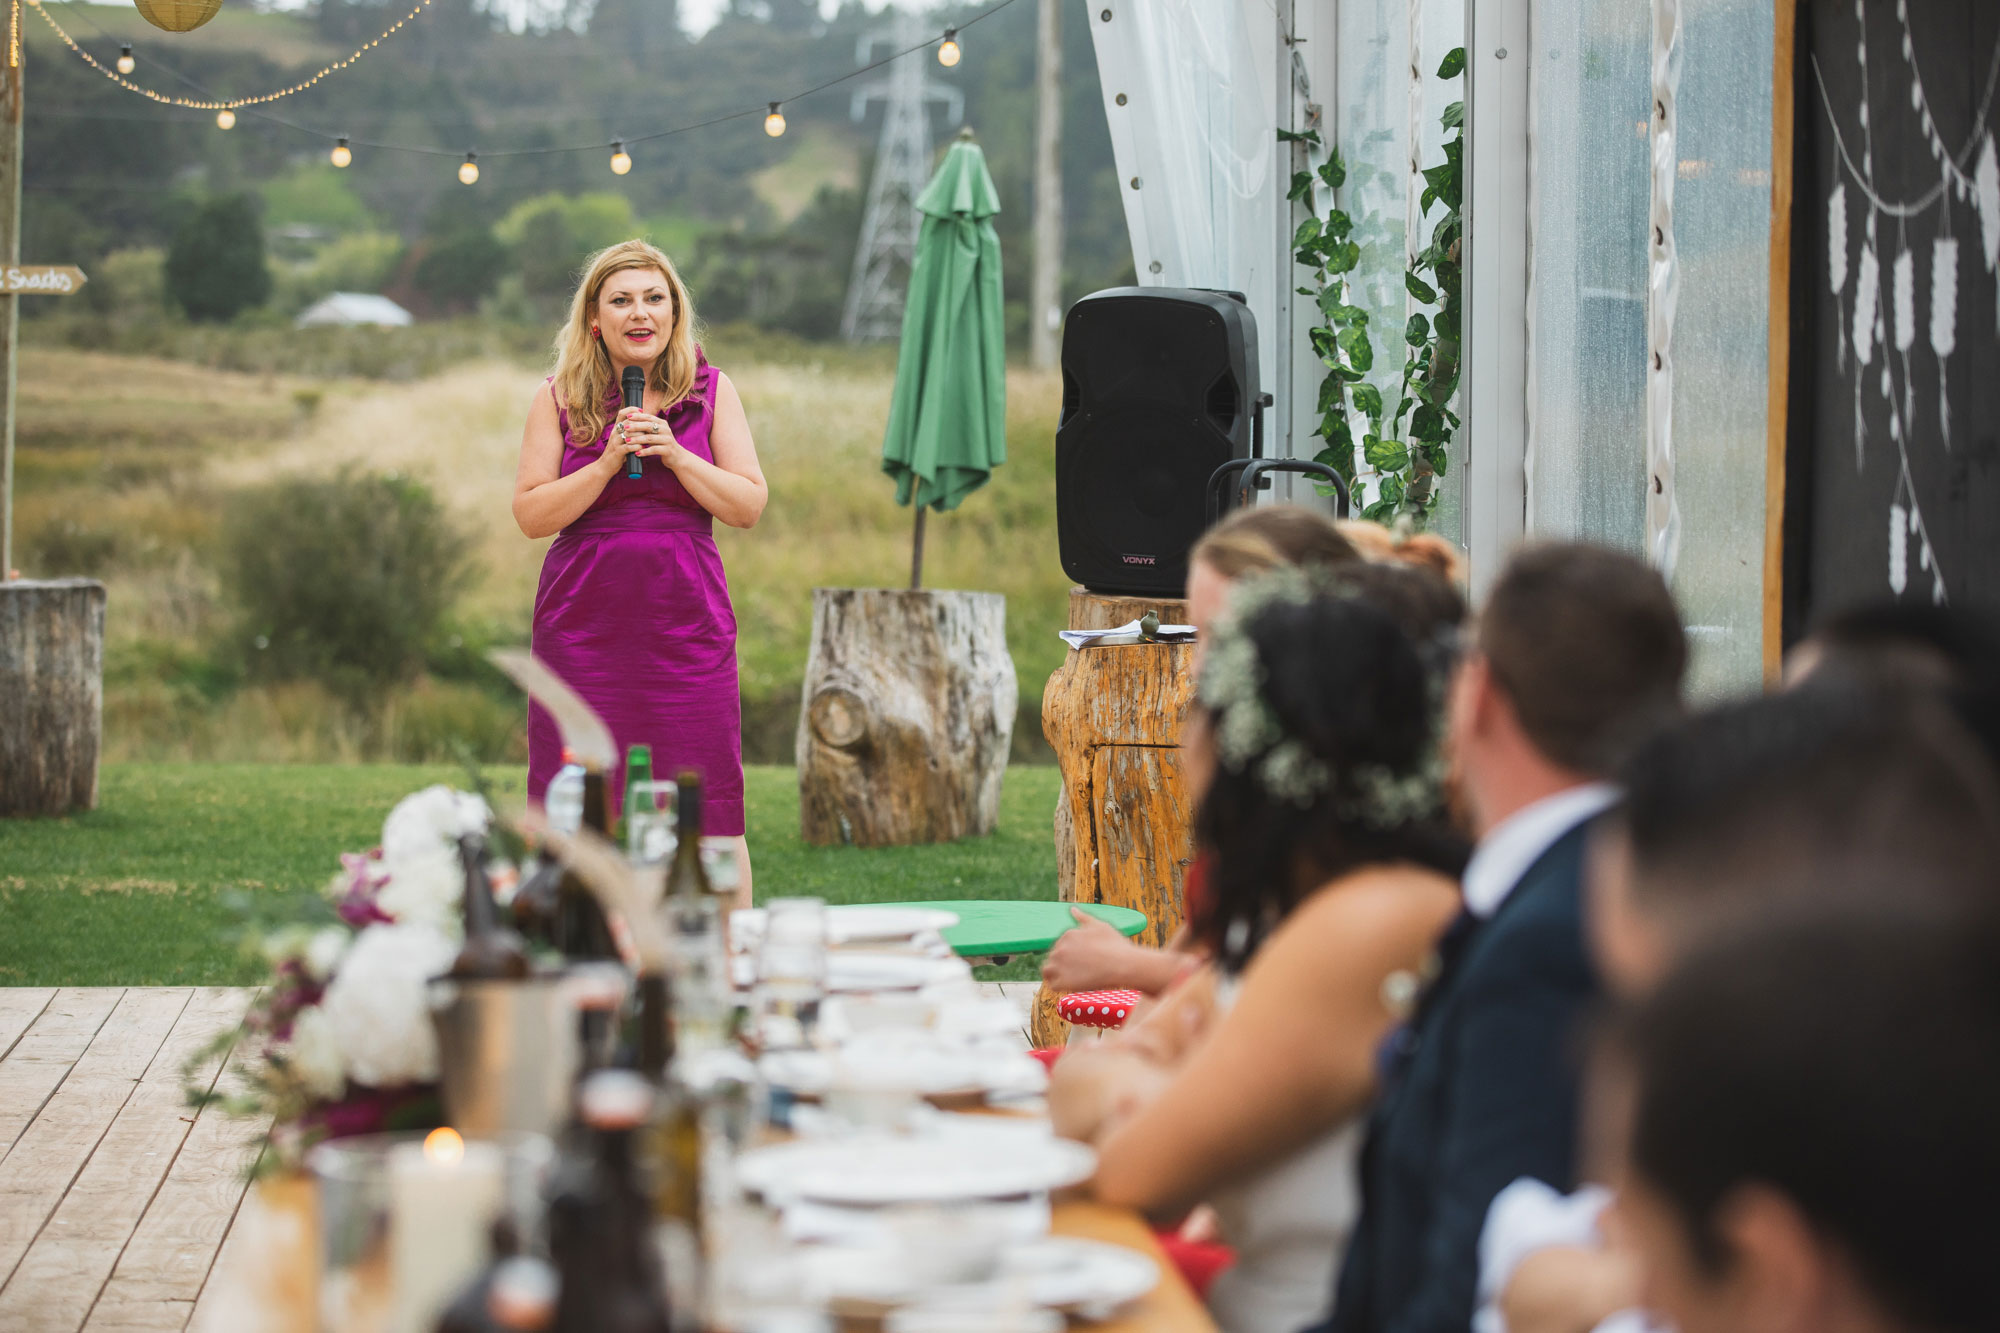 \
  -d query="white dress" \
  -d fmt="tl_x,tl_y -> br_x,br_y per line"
1202,978 -> 1363,1333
